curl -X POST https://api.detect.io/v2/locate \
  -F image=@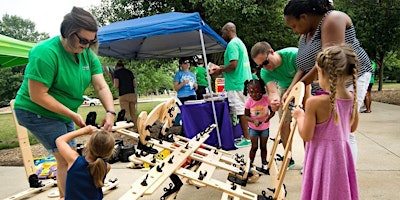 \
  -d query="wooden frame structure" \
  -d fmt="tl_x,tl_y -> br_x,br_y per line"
117,82 -> 305,200
261,82 -> 305,200
5,100 -> 120,200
